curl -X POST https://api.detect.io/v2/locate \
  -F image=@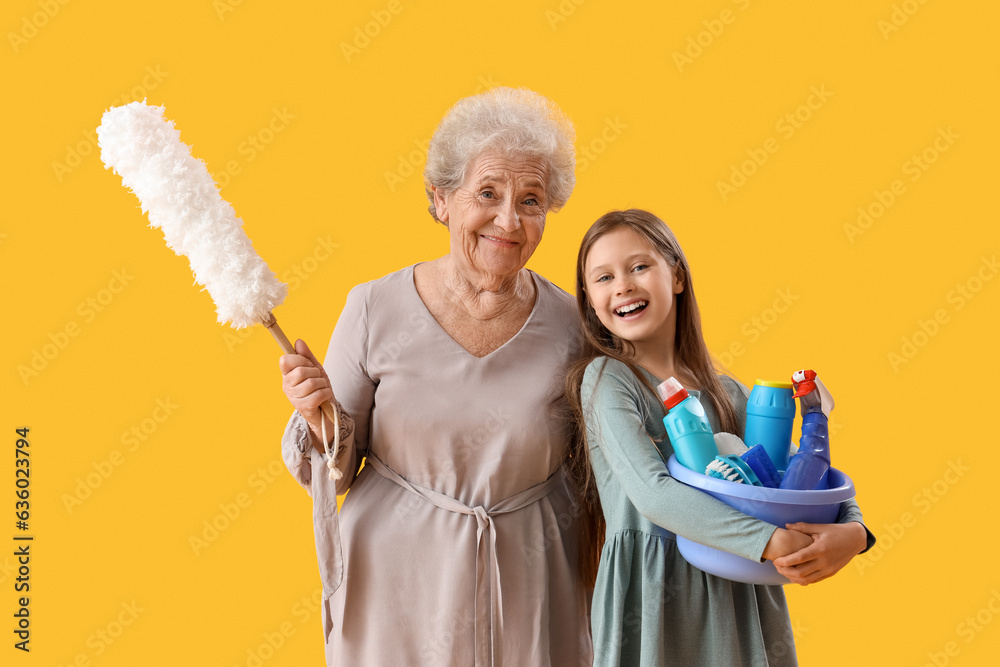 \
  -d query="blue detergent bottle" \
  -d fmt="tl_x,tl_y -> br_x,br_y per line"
744,380 -> 797,471
656,377 -> 719,472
